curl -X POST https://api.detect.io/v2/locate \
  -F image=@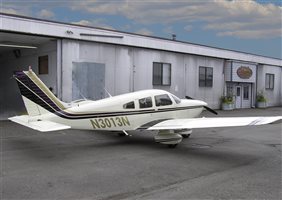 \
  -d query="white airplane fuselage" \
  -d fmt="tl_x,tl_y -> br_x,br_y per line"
10,70 -> 282,147
32,90 -> 206,131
